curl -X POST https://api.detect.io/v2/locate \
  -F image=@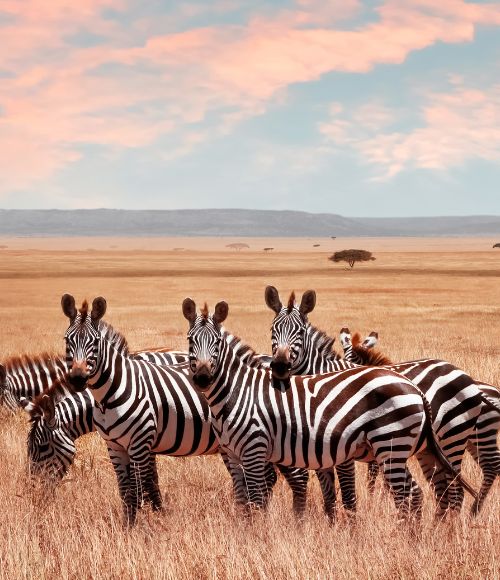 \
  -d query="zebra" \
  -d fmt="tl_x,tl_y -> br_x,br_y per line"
59,294 -> 315,524
264,286 -> 485,515
182,297 -> 477,519
0,353 -> 67,413
340,327 -> 500,515
16,348 -> 190,482
0,343 -> 189,414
